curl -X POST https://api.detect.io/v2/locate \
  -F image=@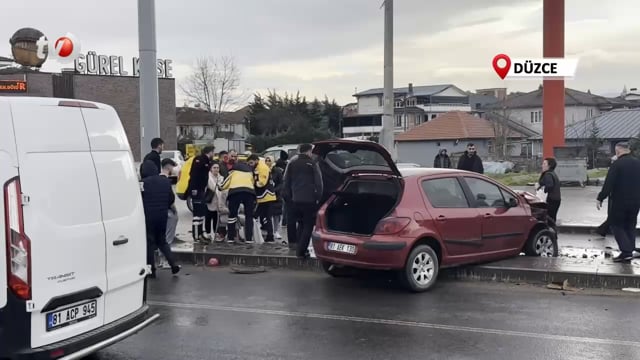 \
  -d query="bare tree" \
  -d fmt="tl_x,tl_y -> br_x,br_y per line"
180,55 -> 244,128
486,108 -> 513,159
